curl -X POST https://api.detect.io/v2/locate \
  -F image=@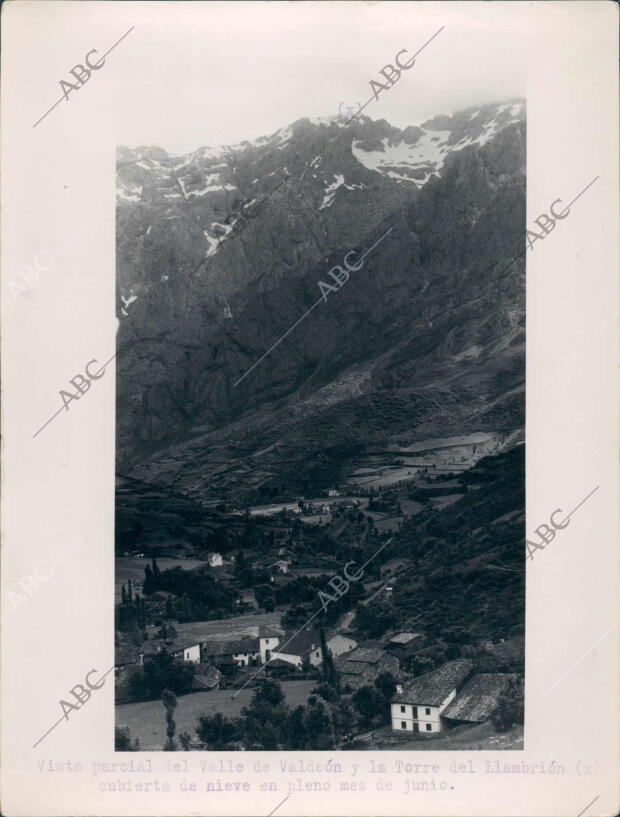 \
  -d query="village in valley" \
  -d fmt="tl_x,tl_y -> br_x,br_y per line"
115,432 -> 525,751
